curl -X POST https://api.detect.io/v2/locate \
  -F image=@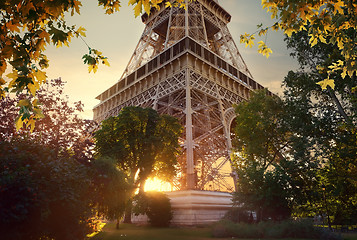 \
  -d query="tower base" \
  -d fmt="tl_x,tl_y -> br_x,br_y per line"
132,190 -> 233,226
